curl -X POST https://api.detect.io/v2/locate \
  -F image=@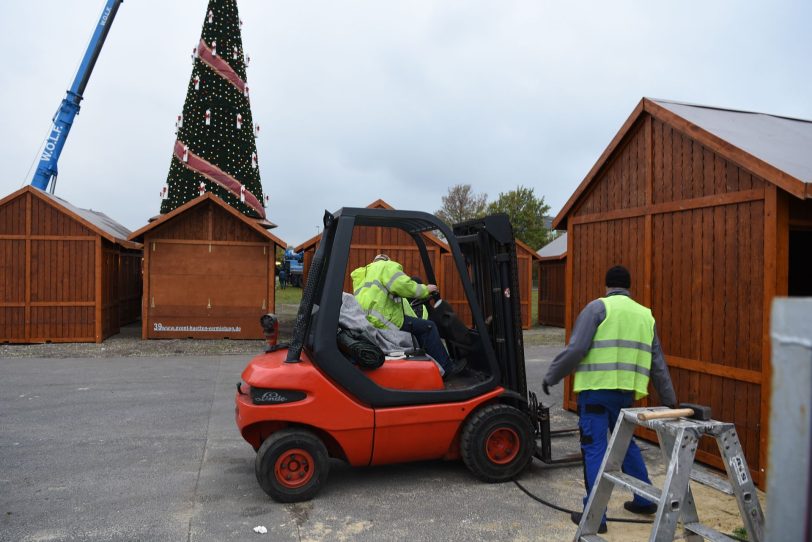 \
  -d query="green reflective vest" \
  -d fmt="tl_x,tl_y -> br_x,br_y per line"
573,295 -> 655,400
350,260 -> 428,330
